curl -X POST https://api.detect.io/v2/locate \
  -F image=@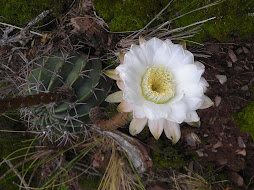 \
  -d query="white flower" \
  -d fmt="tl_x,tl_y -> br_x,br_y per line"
105,37 -> 213,144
